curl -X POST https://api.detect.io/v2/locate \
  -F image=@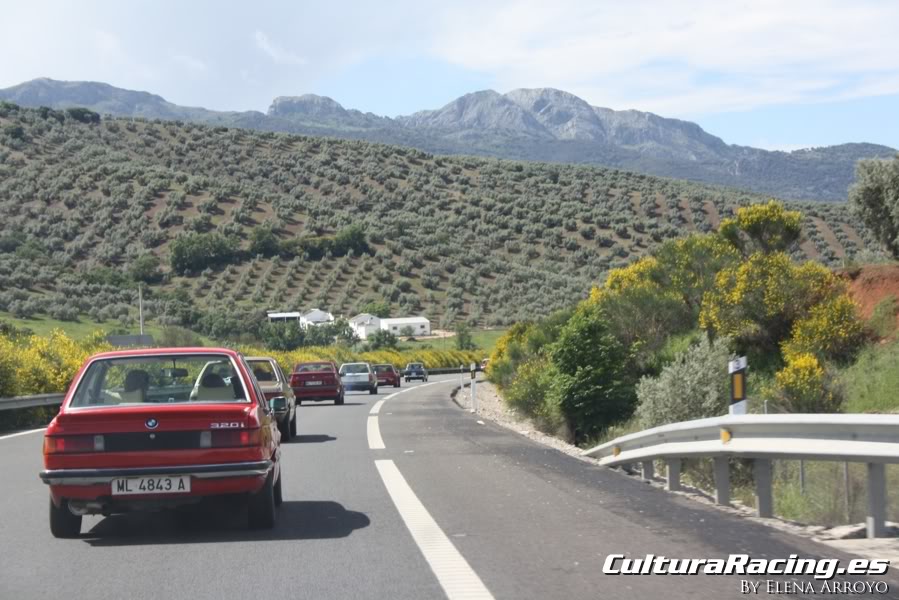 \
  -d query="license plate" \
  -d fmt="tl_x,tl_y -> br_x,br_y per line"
111,476 -> 191,495
305,380 -> 322,386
